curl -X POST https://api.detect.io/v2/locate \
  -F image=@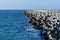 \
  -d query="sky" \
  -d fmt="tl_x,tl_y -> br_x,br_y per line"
0,0 -> 60,10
